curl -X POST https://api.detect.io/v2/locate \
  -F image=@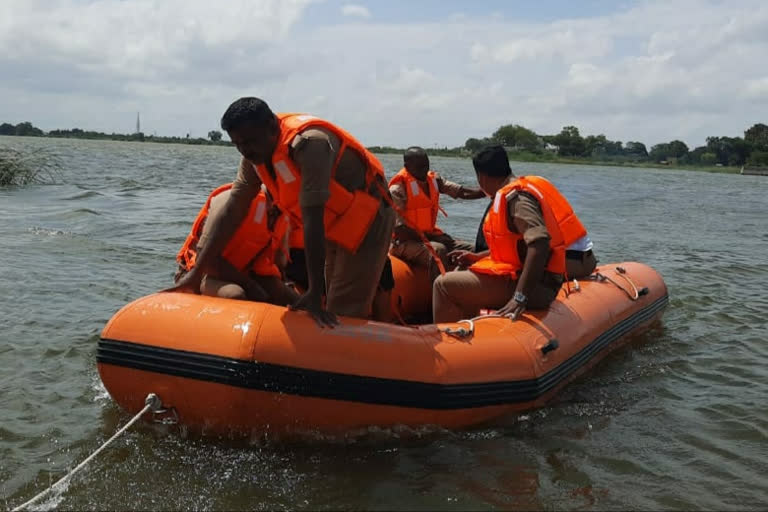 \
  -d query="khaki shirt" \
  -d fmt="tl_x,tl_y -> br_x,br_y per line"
231,127 -> 369,211
388,172 -> 465,229
505,191 -> 551,245
505,190 -> 561,288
